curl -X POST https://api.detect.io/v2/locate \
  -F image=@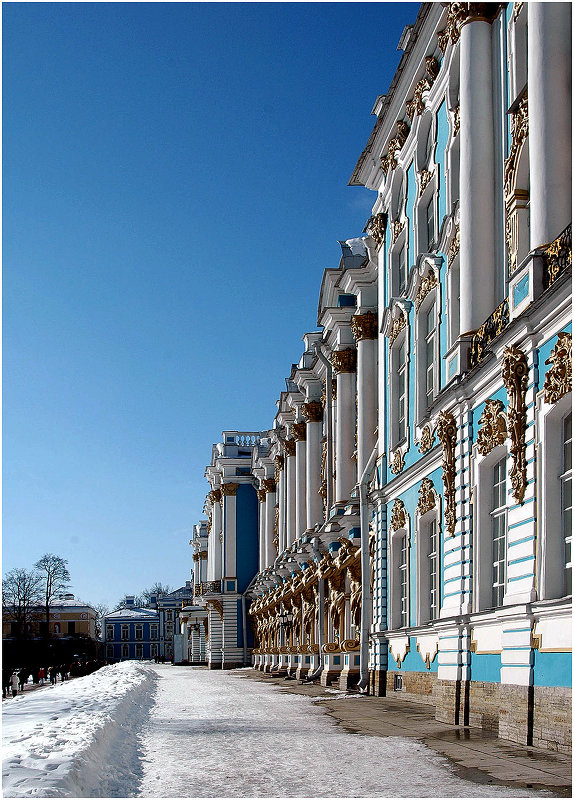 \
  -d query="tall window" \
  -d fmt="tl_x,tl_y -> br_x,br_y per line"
398,341 -> 407,442
491,458 -> 507,607
135,624 -> 143,640
121,643 -> 129,659
150,624 -> 158,640
398,243 -> 408,295
428,518 -> 439,621
121,624 -> 129,641
106,625 -> 114,641
106,644 -> 114,659
562,413 -> 572,595
424,196 -> 435,251
135,643 -> 143,659
399,533 -> 409,627
424,304 -> 436,408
